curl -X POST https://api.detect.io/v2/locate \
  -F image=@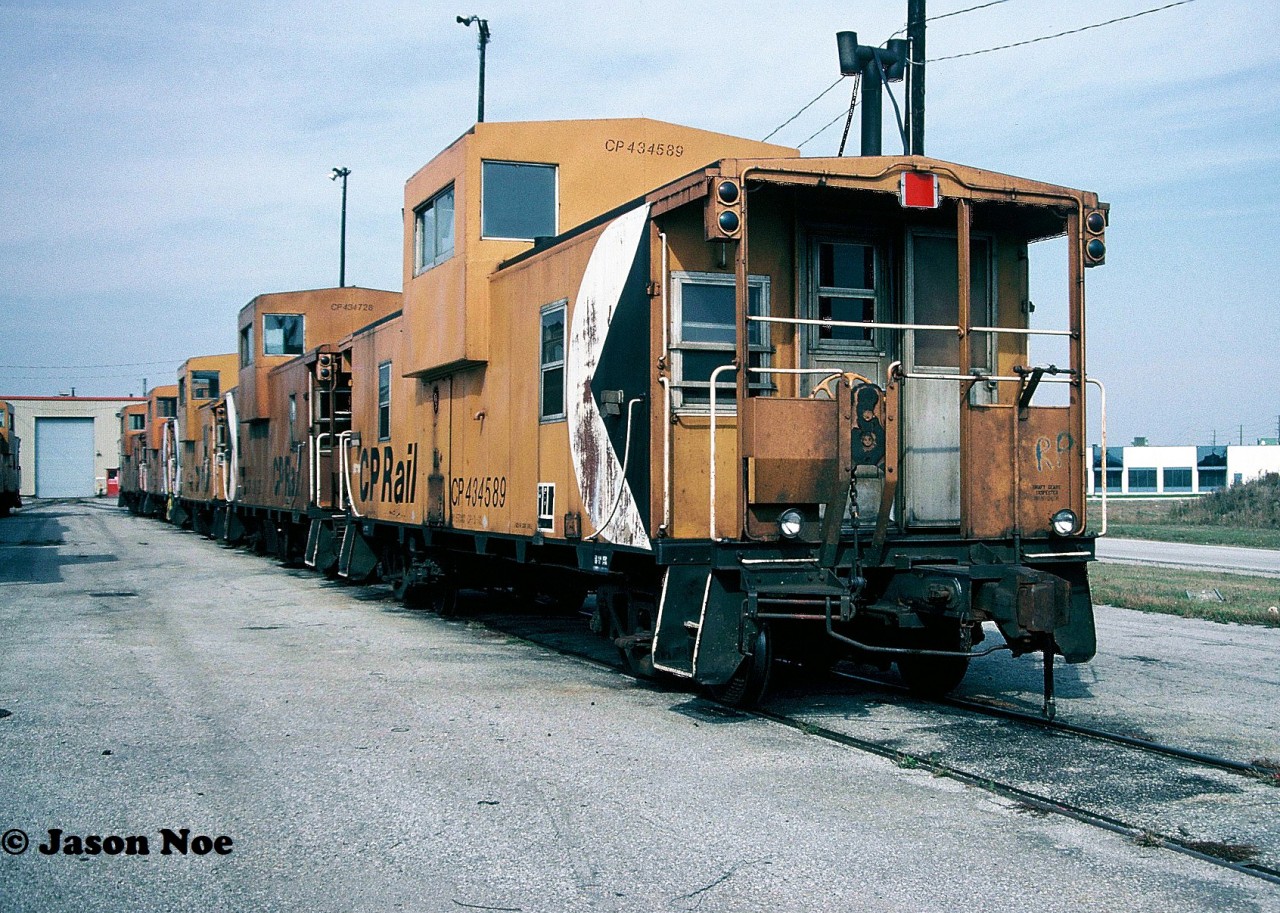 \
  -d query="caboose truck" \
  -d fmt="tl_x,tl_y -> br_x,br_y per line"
318,115 -> 1107,711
